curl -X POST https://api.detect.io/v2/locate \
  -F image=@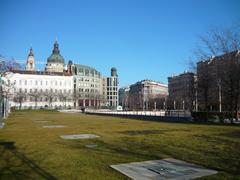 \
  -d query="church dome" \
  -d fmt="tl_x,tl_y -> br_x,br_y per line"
47,41 -> 64,64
